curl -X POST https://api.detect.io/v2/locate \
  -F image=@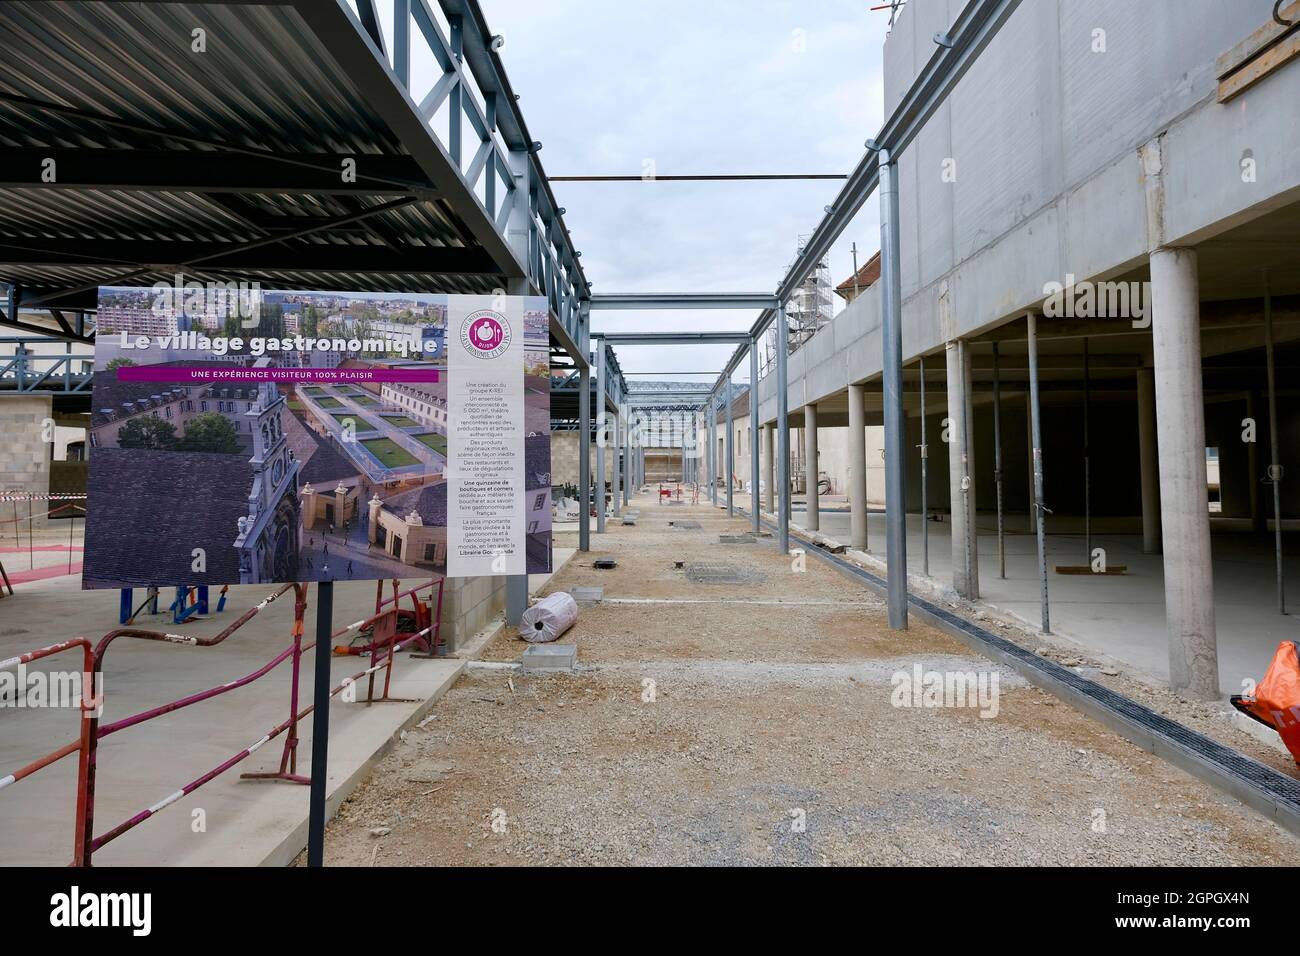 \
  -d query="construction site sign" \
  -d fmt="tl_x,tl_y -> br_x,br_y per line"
82,285 -> 552,587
